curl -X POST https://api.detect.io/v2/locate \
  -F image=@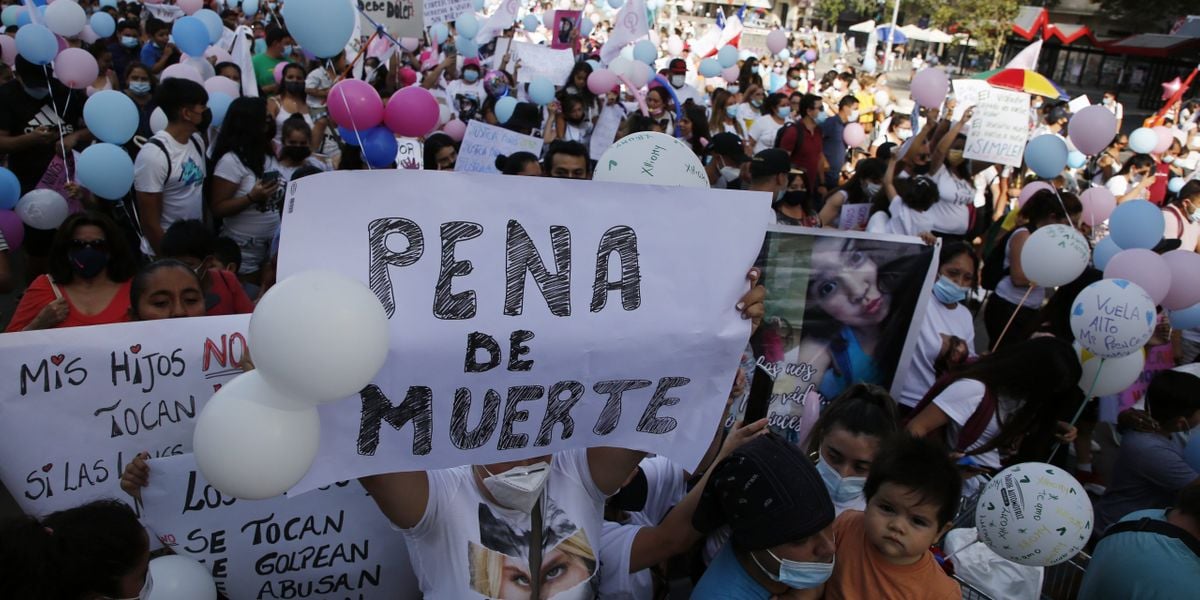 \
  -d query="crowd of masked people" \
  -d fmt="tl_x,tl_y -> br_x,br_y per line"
1,1 -> 1199,599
